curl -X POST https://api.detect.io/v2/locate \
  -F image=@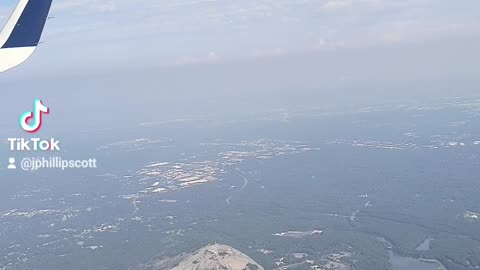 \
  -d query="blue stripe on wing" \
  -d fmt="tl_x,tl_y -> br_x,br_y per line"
2,0 -> 53,48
